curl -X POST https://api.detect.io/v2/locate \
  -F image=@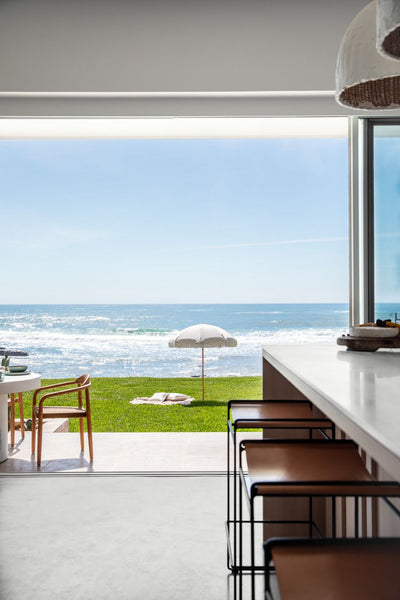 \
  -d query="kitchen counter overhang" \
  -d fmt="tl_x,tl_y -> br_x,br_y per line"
262,344 -> 400,481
